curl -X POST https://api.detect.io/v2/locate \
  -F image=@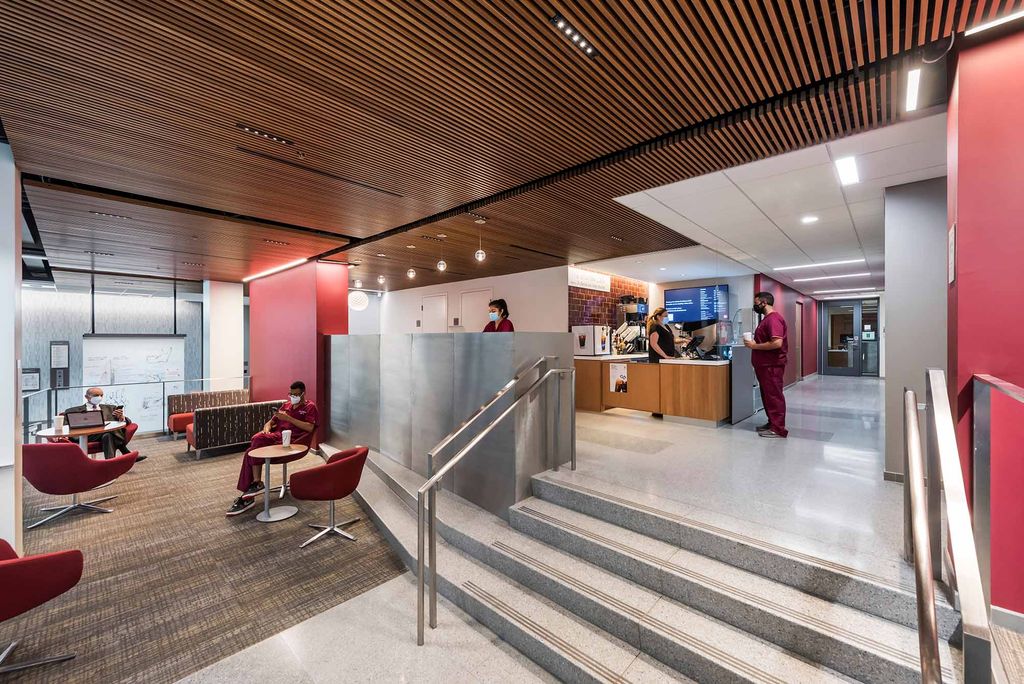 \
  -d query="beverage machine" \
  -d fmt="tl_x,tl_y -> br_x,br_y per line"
612,295 -> 648,354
